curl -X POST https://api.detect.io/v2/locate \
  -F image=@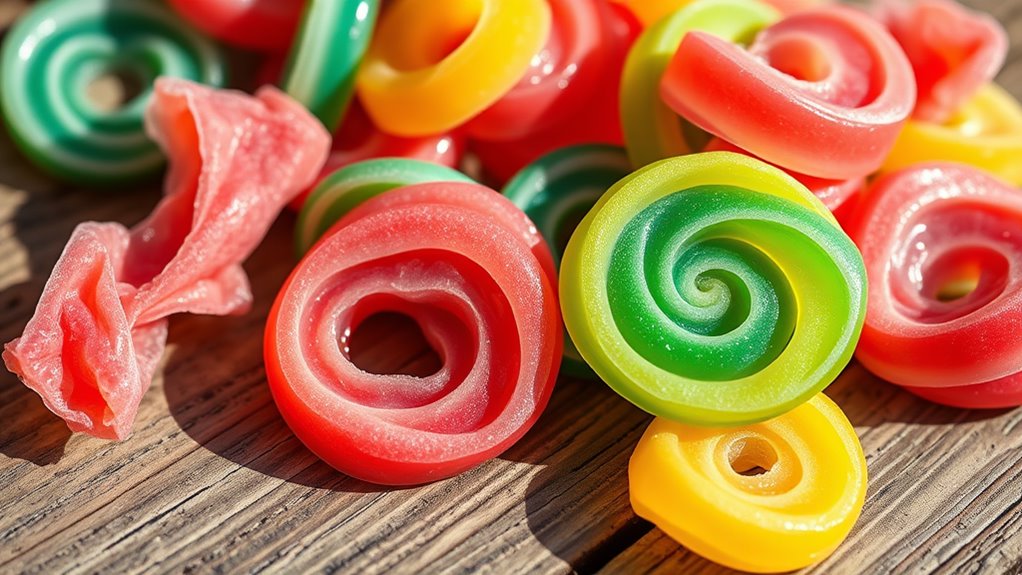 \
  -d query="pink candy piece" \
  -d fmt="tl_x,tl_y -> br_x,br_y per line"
661,5 -> 915,180
876,0 -> 1007,123
3,79 -> 329,440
